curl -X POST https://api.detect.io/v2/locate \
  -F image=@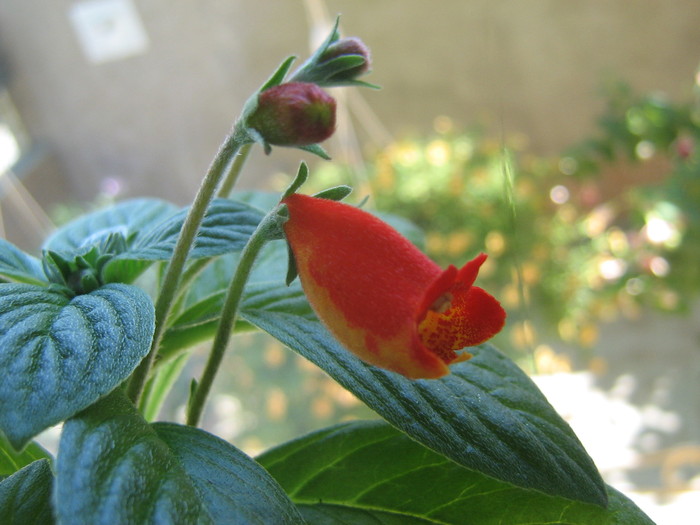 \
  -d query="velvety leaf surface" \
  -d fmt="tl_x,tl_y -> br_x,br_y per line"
0,239 -> 45,285
41,198 -> 264,284
56,392 -> 303,525
0,459 -> 54,525
55,392 -> 204,525
258,420 -> 654,525
153,423 -> 305,525
0,283 -> 154,449
131,198 -> 264,261
43,198 -> 177,255
0,434 -> 52,478
240,281 -> 608,506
